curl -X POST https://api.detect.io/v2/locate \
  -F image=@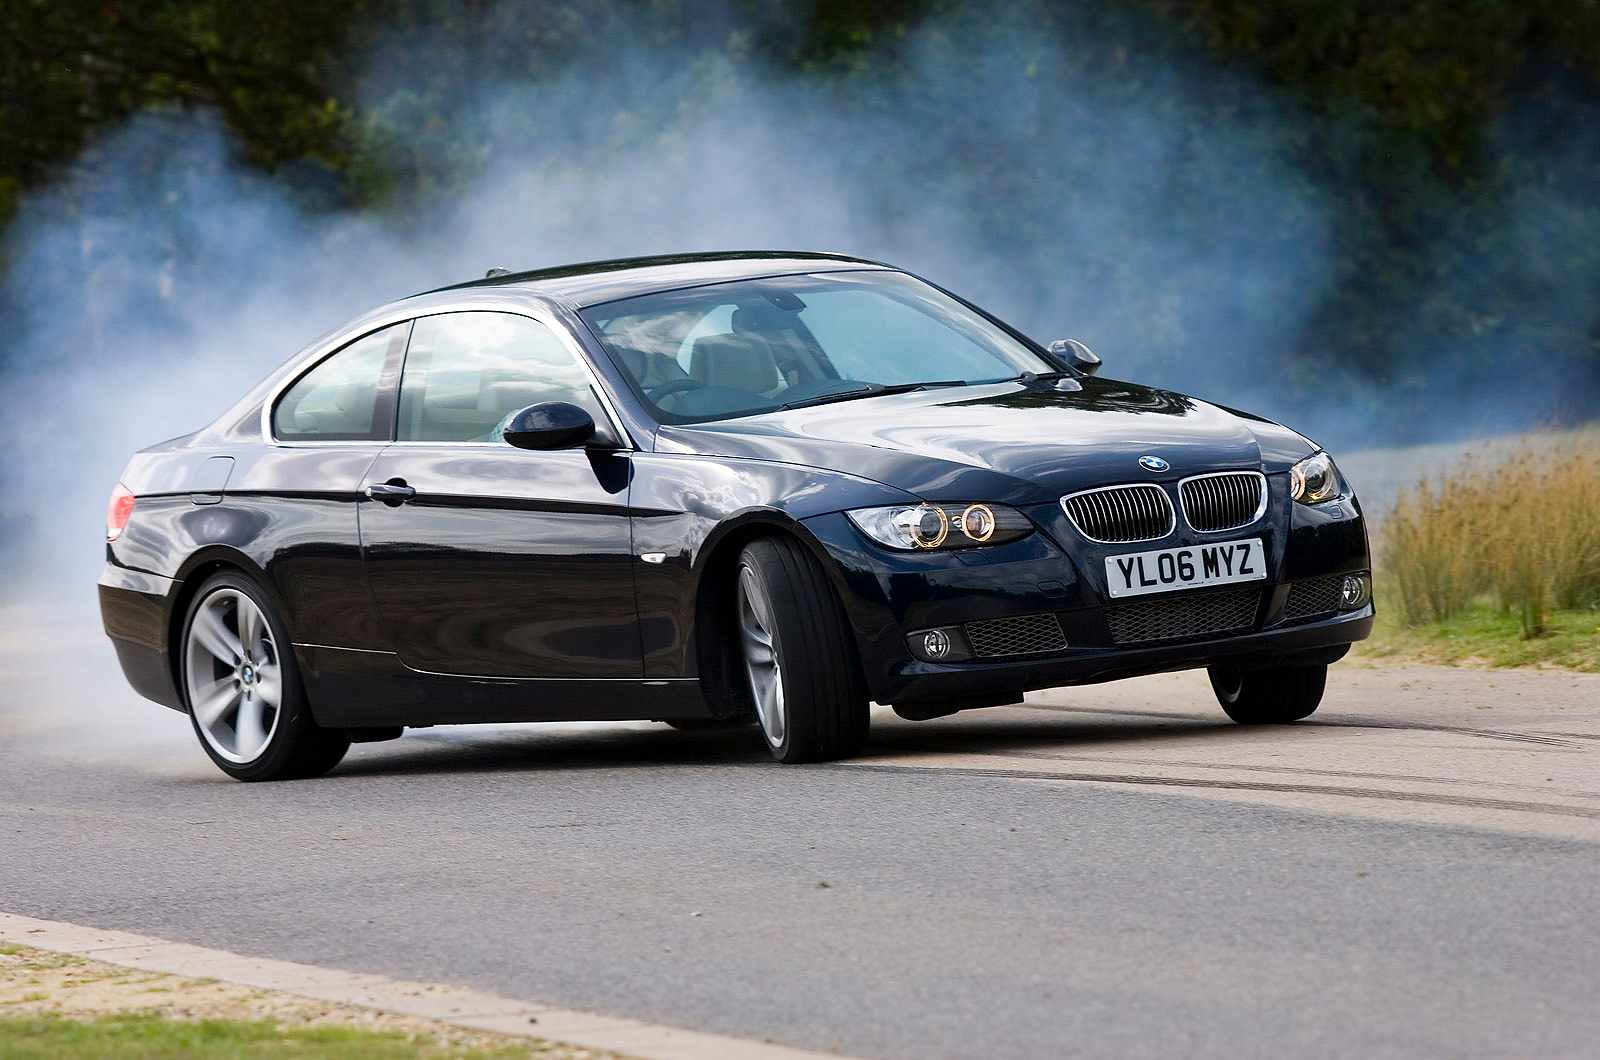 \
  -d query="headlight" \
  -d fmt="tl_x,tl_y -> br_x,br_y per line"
847,503 -> 1033,550
1290,452 -> 1344,505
